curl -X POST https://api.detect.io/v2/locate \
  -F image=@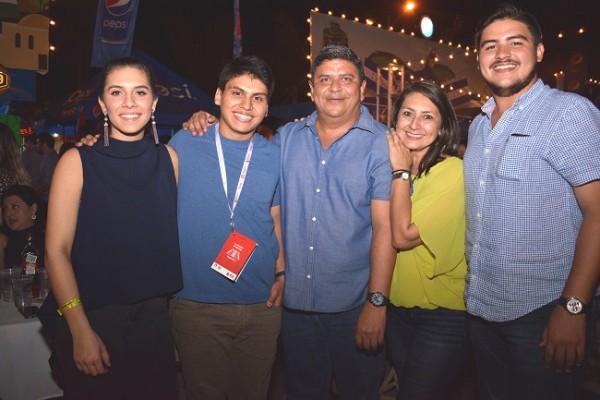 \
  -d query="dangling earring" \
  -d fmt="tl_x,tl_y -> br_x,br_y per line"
103,112 -> 109,147
151,109 -> 159,145
31,214 -> 37,220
